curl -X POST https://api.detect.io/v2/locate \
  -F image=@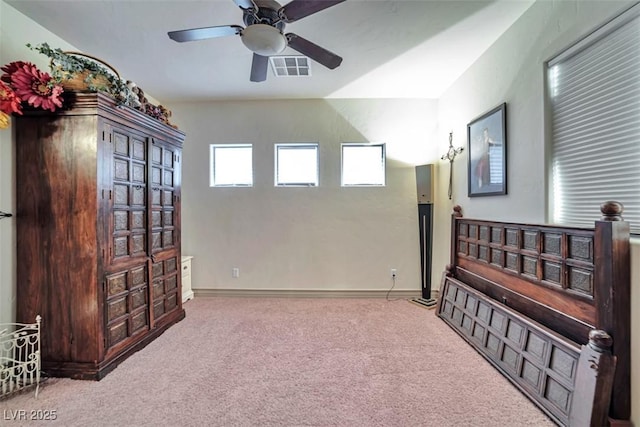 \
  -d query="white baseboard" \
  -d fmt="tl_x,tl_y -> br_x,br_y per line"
193,288 -> 421,299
